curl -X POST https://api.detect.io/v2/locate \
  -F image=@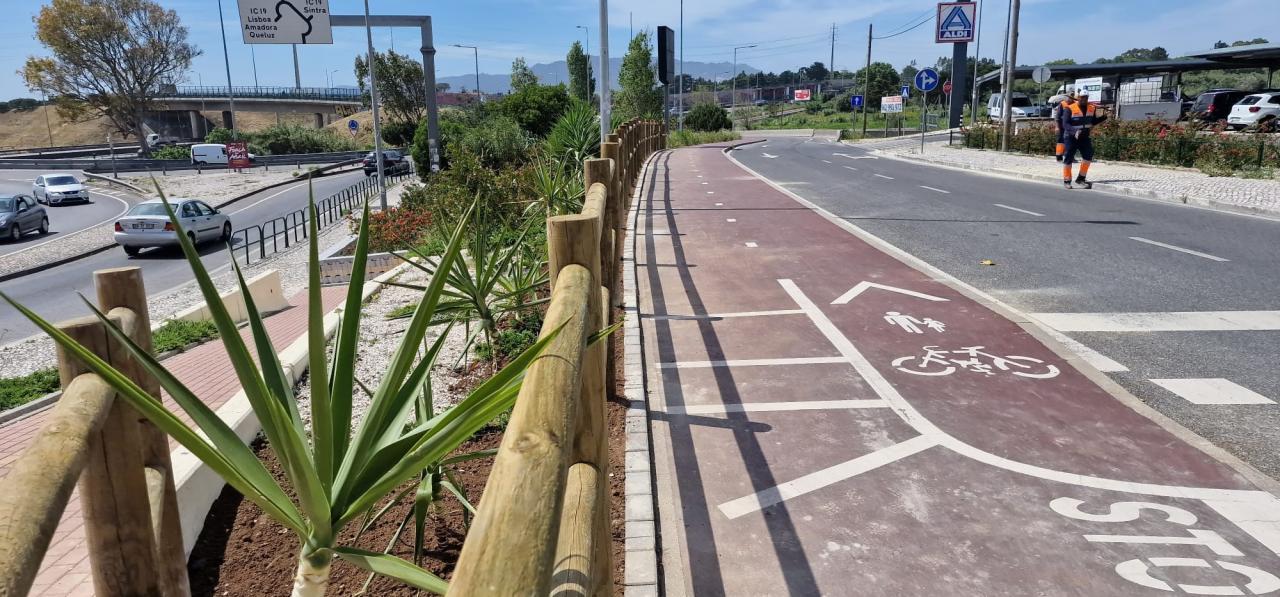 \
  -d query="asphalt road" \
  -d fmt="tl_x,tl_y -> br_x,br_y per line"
0,170 -> 143,258
732,136 -> 1280,480
0,169 -> 369,342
